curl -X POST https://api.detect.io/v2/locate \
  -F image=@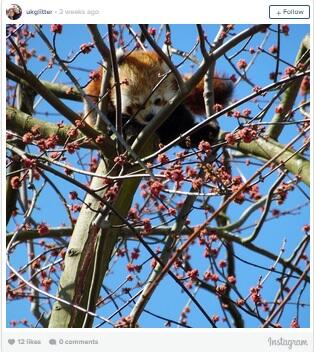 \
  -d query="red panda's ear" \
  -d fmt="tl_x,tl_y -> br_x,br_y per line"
116,48 -> 127,64
162,44 -> 172,59
158,44 -> 173,70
